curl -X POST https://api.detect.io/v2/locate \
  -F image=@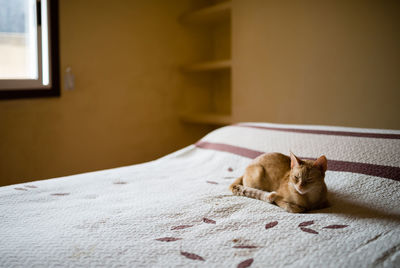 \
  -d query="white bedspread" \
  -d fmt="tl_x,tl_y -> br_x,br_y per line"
1,122 -> 400,267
